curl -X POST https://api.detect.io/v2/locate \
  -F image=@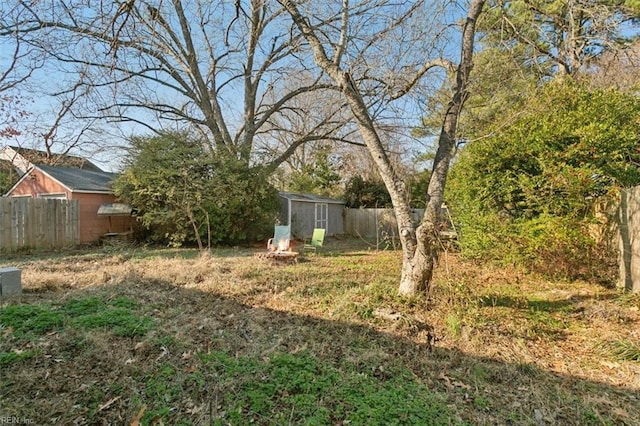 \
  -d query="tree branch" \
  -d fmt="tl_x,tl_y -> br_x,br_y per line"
389,58 -> 455,100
